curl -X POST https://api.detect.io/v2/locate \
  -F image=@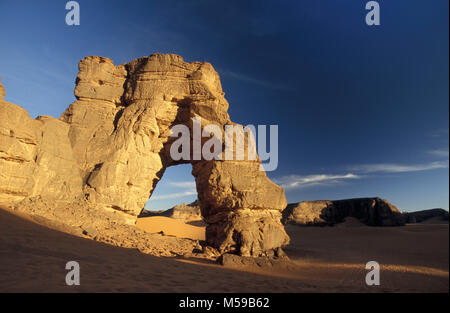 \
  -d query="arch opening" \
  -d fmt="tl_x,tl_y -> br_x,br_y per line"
137,164 -> 206,240
143,164 -> 197,212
